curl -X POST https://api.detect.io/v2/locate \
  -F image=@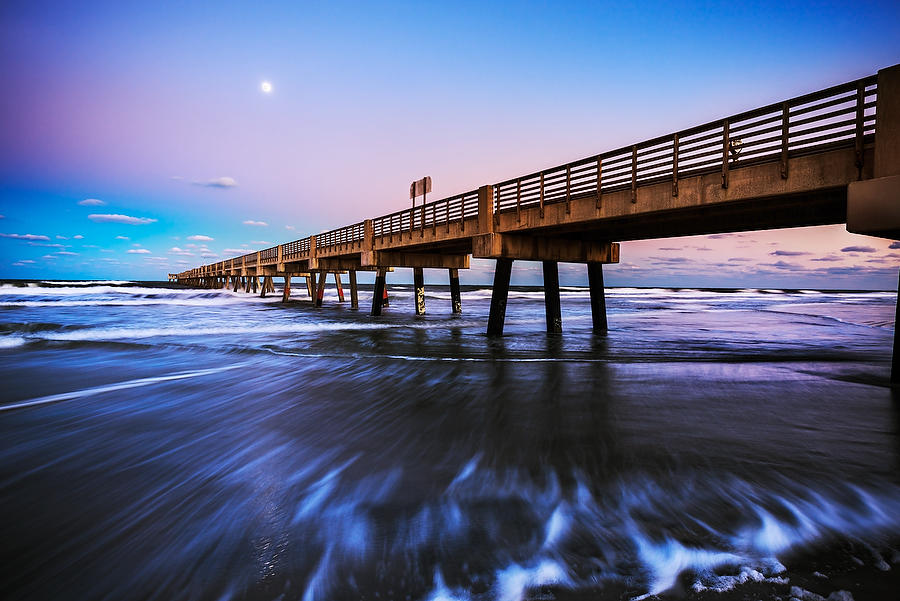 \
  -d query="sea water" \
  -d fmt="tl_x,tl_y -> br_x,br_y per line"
1,281 -> 898,600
